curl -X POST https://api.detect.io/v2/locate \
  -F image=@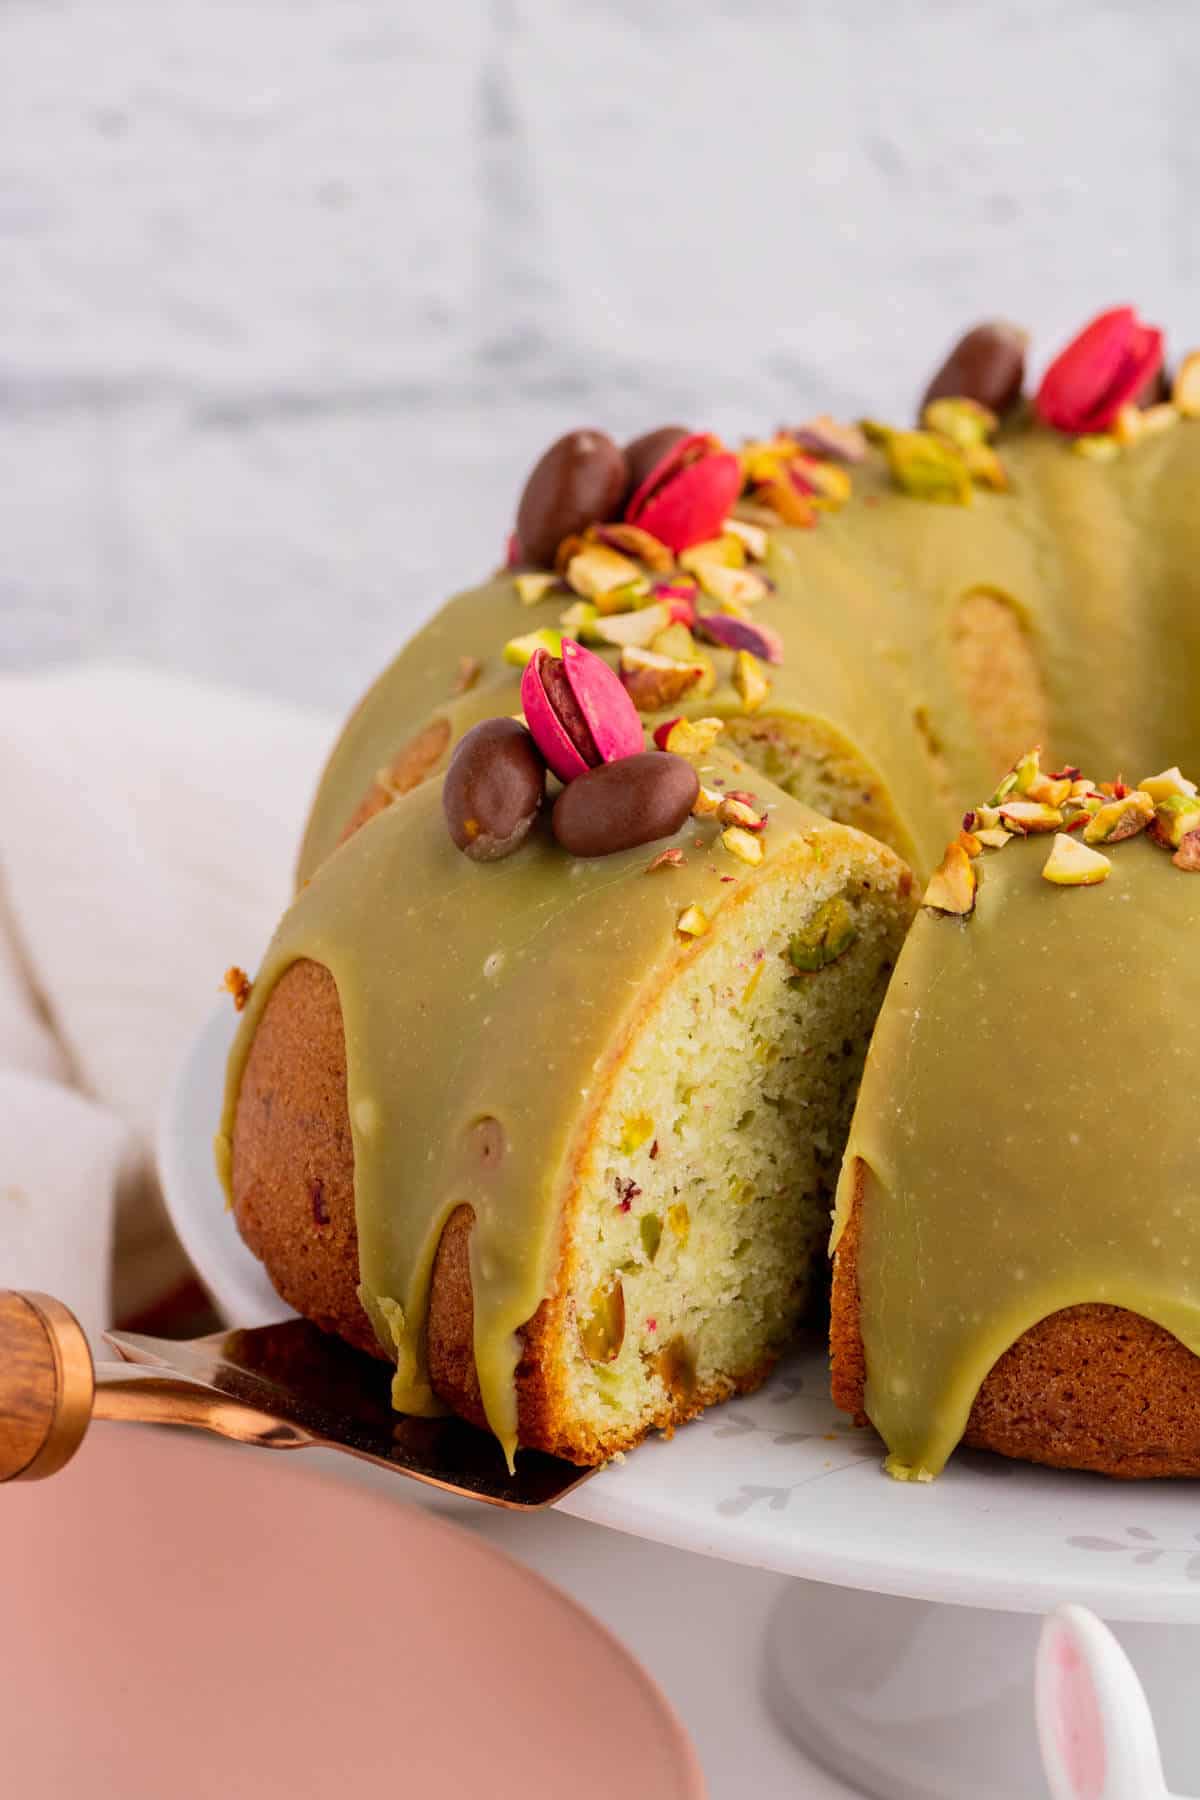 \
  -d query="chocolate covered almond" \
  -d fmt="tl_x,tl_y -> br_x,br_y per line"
552,751 -> 699,857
